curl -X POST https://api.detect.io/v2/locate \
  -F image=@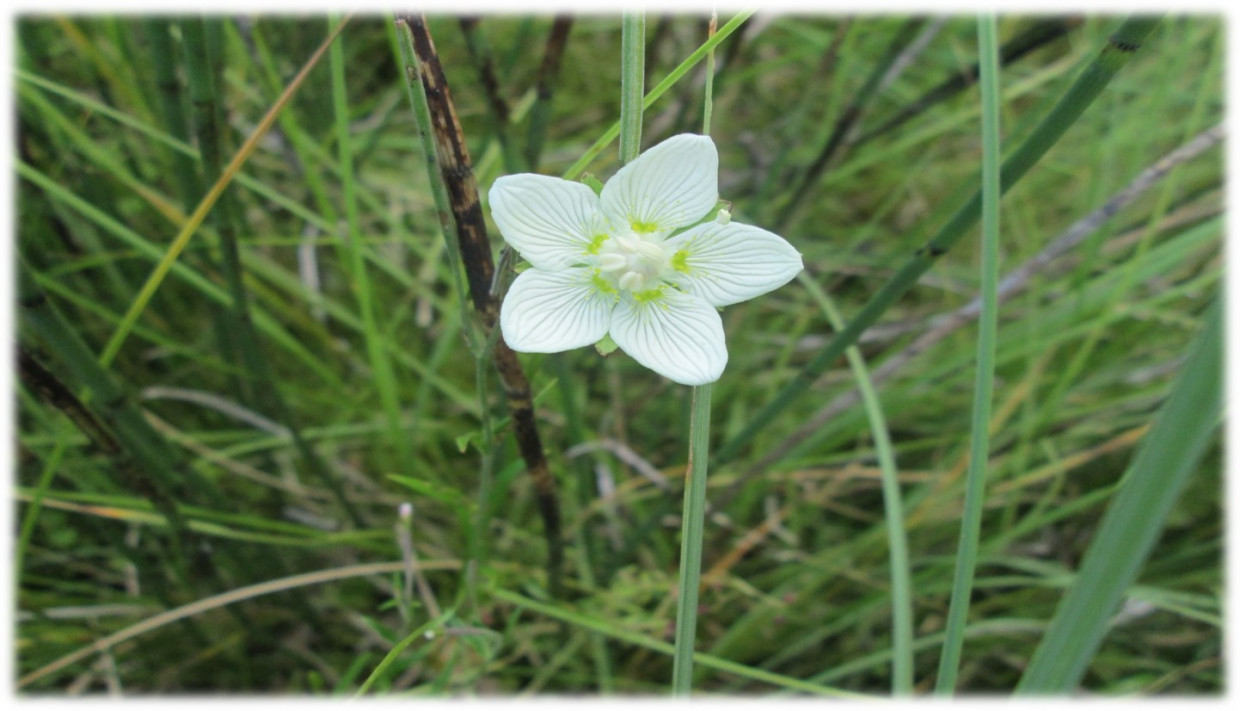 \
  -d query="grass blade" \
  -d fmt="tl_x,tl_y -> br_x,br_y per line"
798,273 -> 913,694
97,15 -> 352,369
329,14 -> 414,474
1016,296 -> 1221,692
935,13 -> 1003,694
